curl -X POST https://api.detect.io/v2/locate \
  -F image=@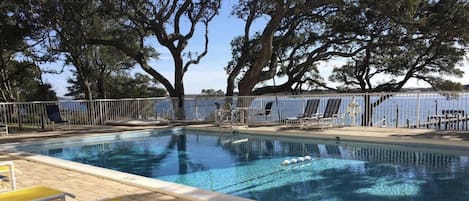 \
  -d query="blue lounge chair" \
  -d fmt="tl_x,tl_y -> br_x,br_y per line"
46,105 -> 70,130
302,98 -> 343,129
285,99 -> 321,128
254,101 -> 274,122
